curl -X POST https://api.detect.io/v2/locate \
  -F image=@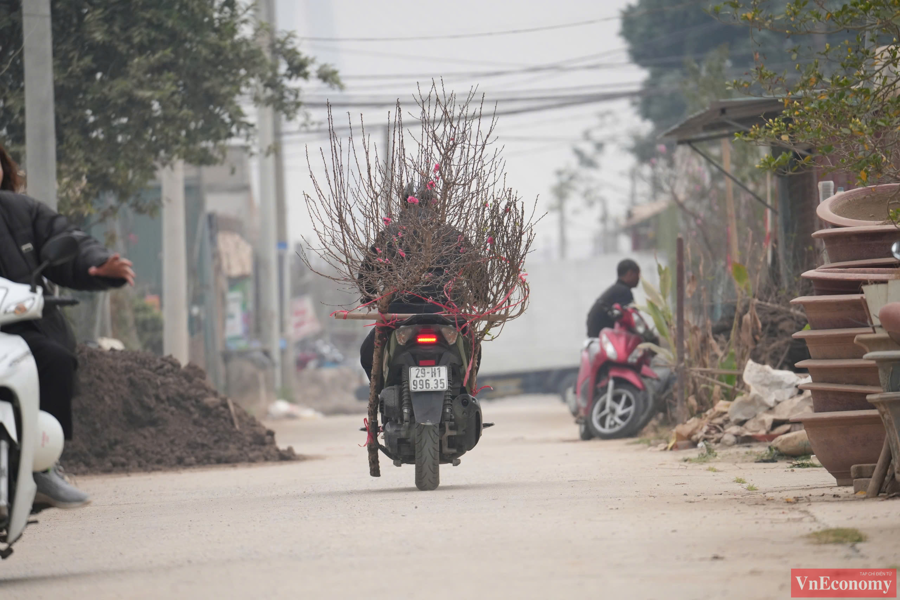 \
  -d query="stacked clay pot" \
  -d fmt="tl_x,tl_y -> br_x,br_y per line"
788,185 -> 899,485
